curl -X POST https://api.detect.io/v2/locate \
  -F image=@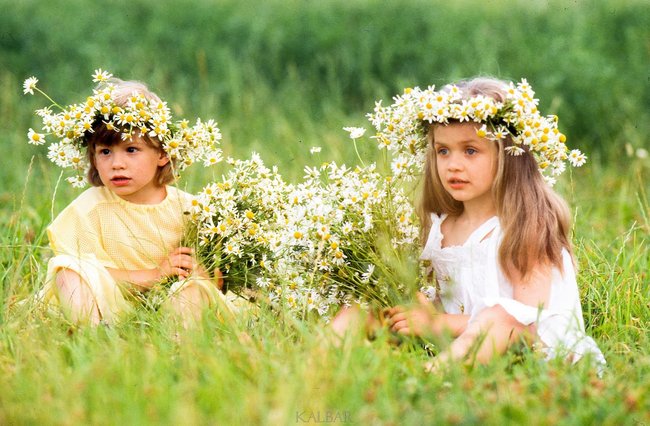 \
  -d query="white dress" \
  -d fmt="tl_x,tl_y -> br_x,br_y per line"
420,213 -> 605,365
